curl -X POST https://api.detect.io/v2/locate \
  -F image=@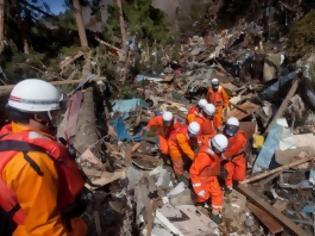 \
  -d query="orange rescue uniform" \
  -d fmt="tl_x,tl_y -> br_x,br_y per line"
146,115 -> 181,155
222,130 -> 247,188
0,122 -> 86,236
193,114 -> 220,147
168,126 -> 198,175
206,85 -> 229,126
190,146 -> 223,211
186,105 -> 200,124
